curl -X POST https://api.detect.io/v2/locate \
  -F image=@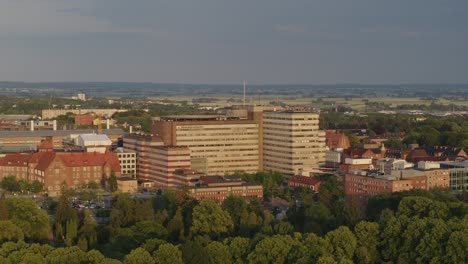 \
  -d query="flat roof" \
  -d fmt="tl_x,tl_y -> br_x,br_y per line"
159,115 -> 243,121
0,129 -> 124,138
